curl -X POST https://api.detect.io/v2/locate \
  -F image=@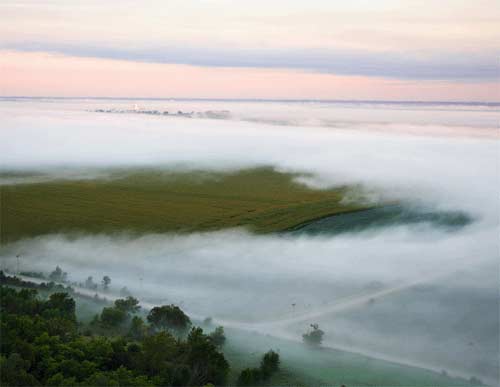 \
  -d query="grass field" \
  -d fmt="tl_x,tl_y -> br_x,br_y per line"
0,167 -> 371,243
221,327 -> 473,386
